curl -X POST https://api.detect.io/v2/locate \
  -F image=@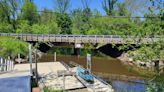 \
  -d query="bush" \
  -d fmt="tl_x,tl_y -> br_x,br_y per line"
44,87 -> 66,92
0,37 -> 29,59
